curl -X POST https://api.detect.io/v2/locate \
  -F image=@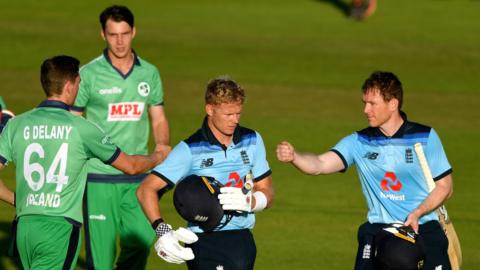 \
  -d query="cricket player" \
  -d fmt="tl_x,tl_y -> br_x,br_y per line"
277,71 -> 453,270
0,55 -> 165,269
0,96 -> 14,205
137,77 -> 274,269
0,96 -> 15,134
70,5 -> 170,269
